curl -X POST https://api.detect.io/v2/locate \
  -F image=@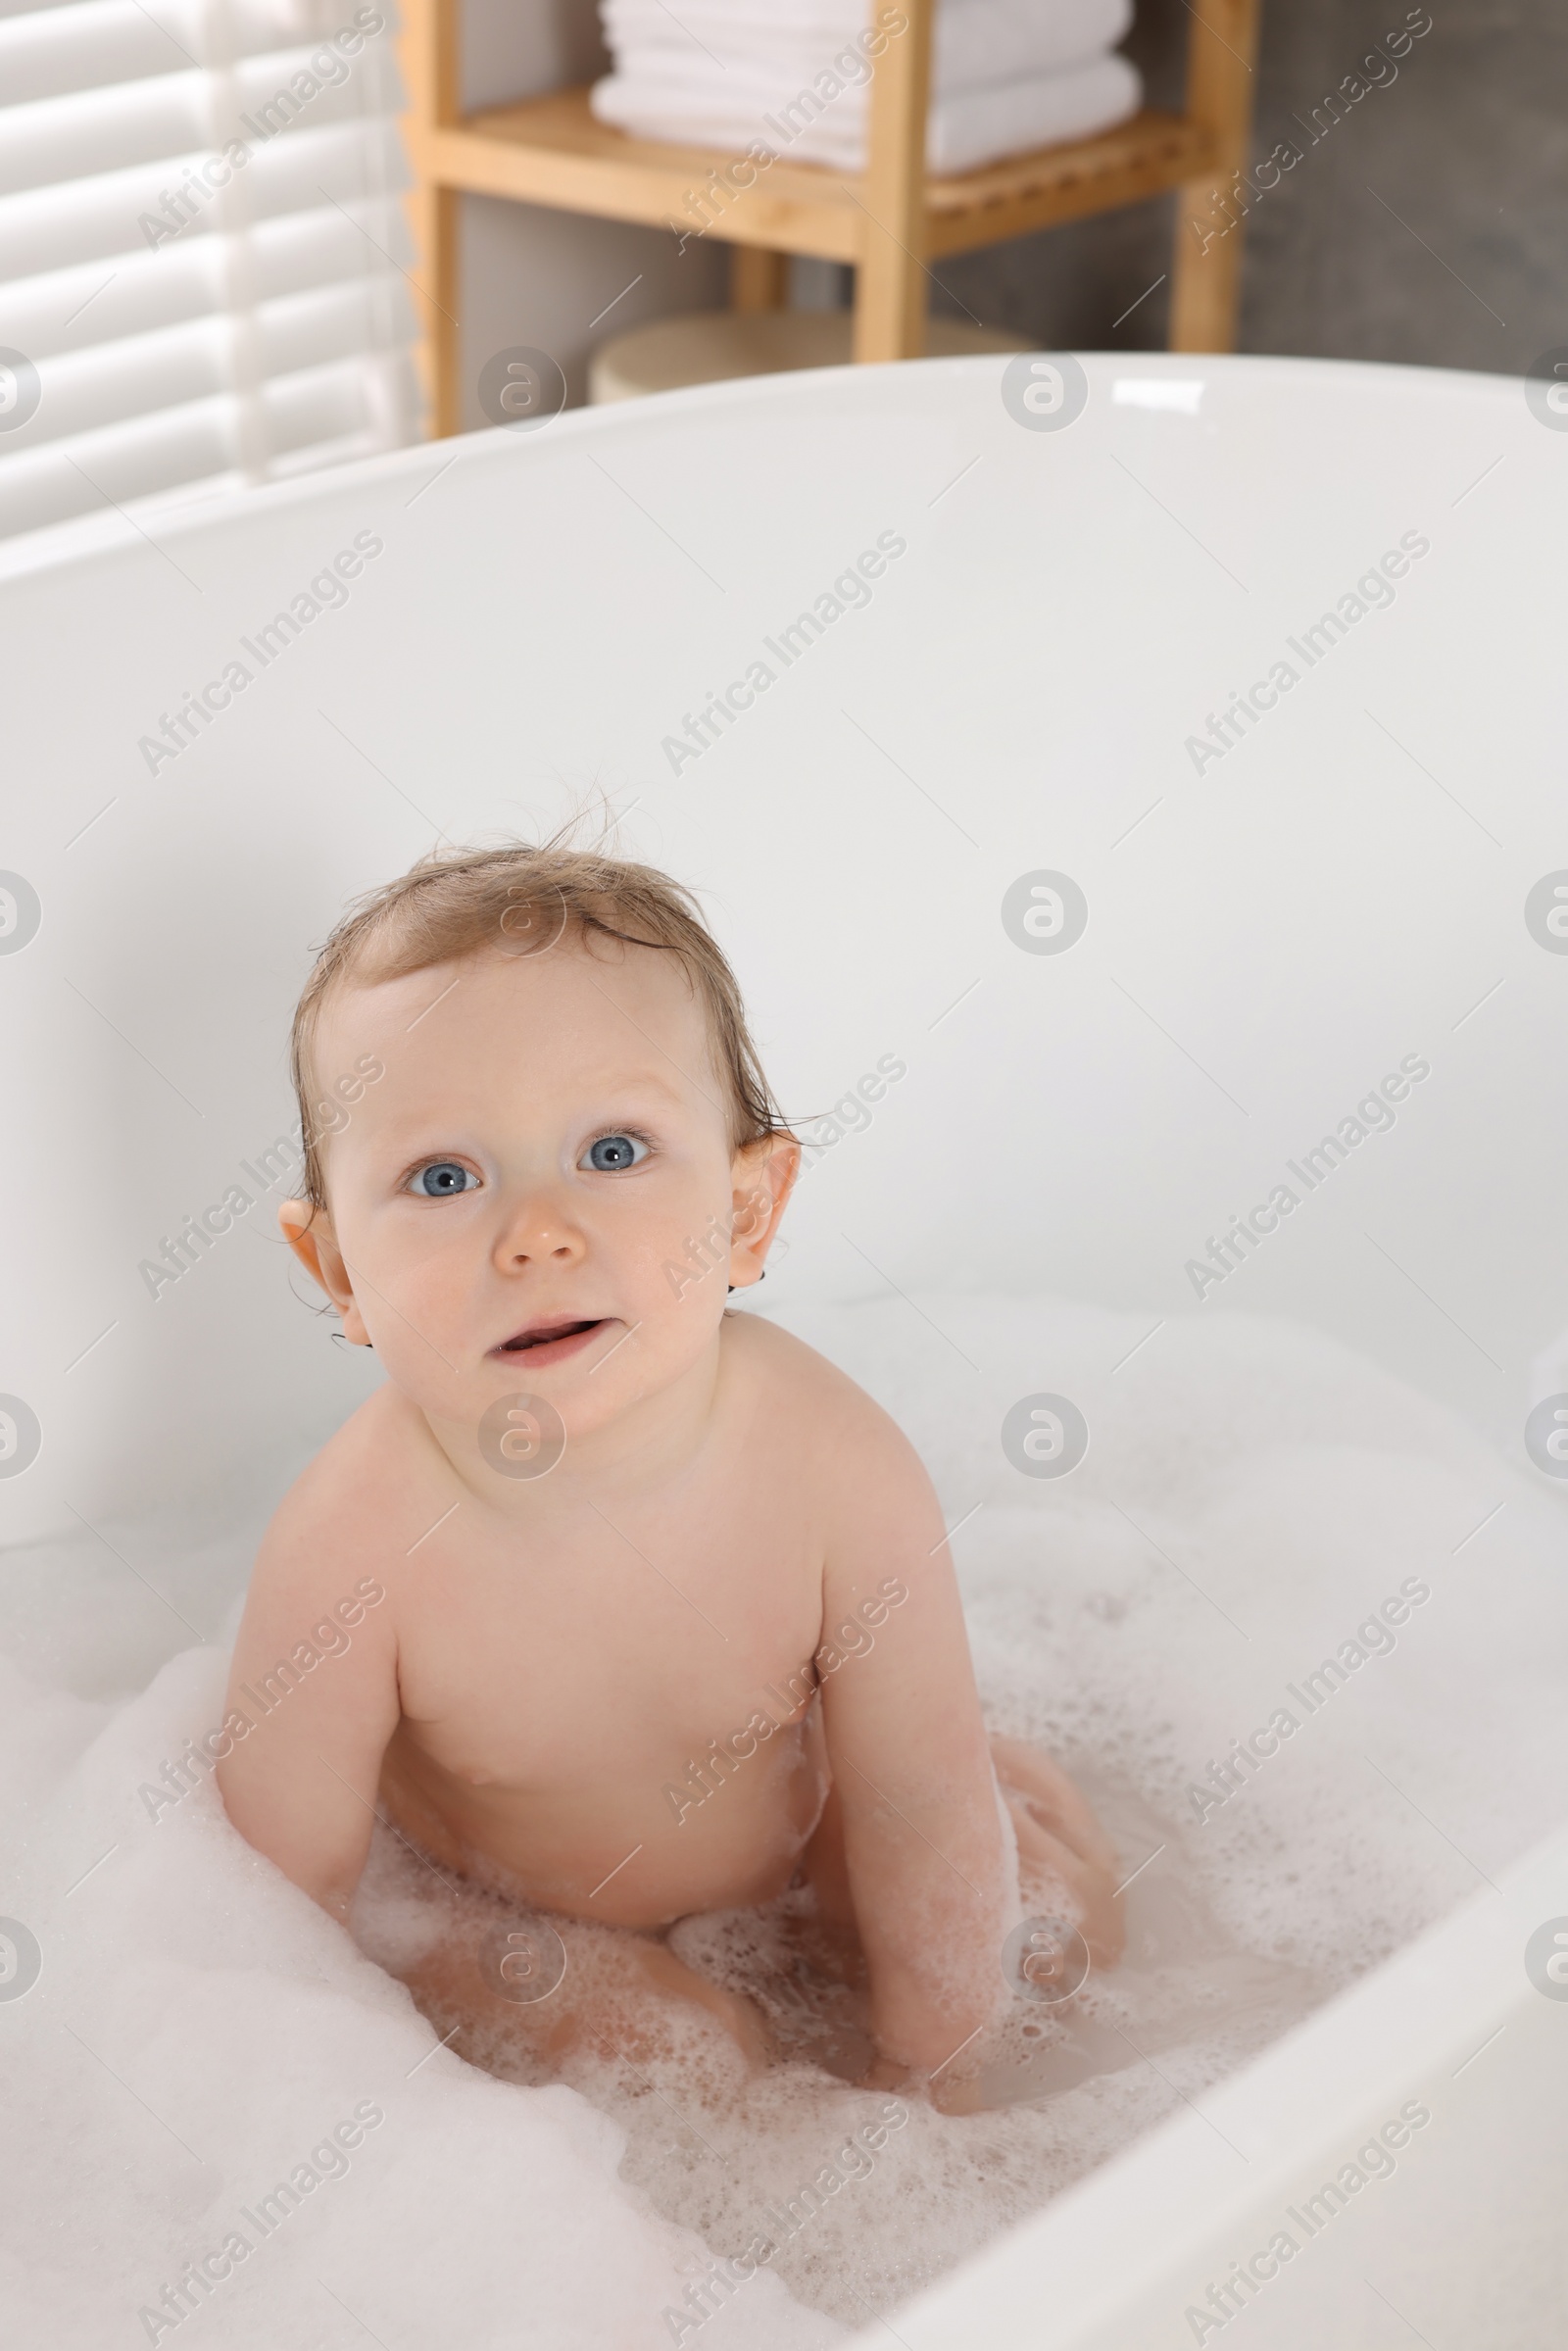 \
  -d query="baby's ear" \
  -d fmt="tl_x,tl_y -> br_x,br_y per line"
727,1136 -> 800,1290
277,1197 -> 324,1271
276,1200 -> 369,1344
